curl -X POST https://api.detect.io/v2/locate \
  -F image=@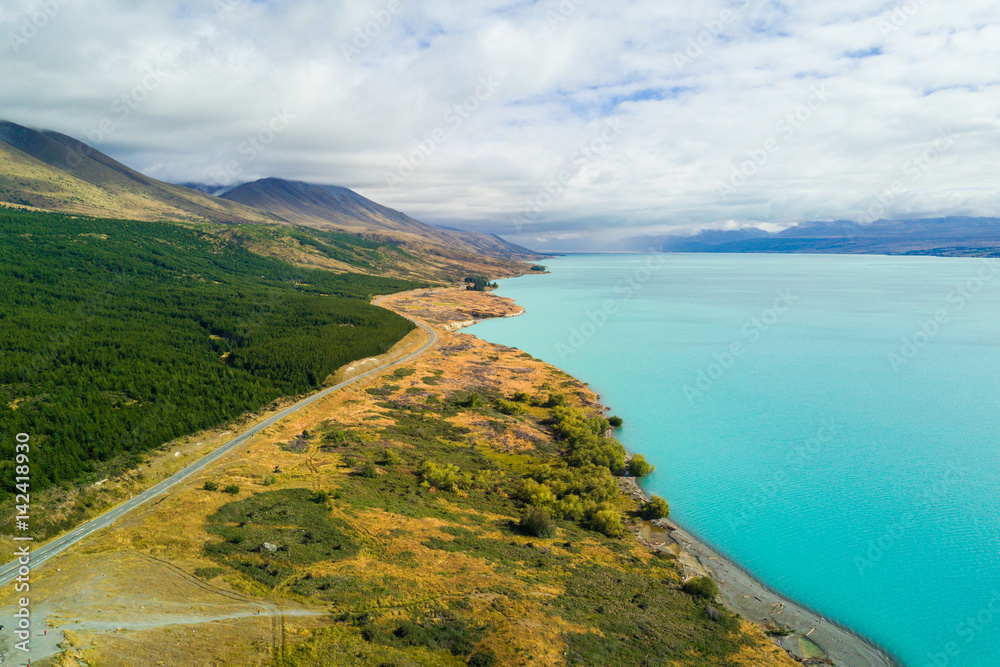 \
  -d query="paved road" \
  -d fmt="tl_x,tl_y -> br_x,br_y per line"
0,297 -> 435,587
